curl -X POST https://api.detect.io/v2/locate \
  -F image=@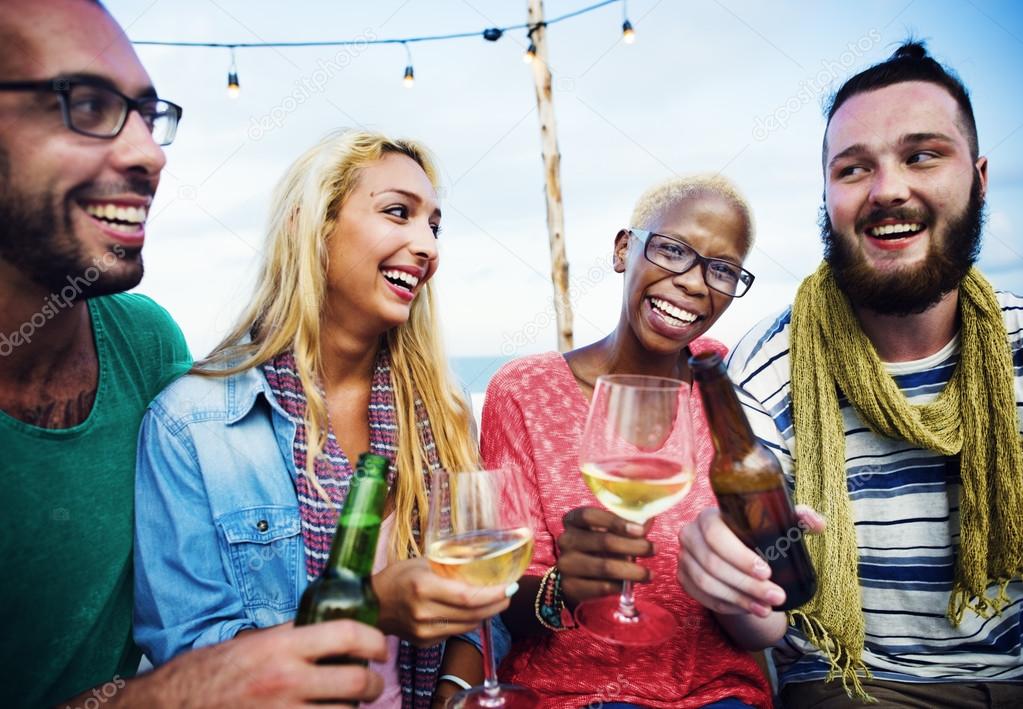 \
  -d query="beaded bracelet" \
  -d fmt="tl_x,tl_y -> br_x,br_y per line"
533,565 -> 576,631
